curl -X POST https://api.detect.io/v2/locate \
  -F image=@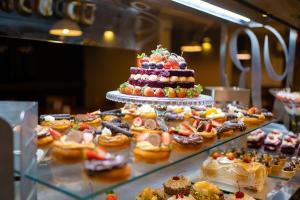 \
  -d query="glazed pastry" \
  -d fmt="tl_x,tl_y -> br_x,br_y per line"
205,107 -> 226,122
35,125 -> 54,148
216,125 -> 234,137
134,132 -> 171,163
191,181 -> 224,200
98,127 -> 130,149
223,120 -> 246,131
41,115 -> 71,133
169,124 -> 203,151
84,147 -> 131,182
74,113 -> 101,127
202,155 -> 267,191
247,129 -> 266,148
164,106 -> 191,127
51,129 -> 94,163
131,117 -> 162,138
136,187 -> 166,200
163,176 -> 192,196
241,107 -> 265,125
